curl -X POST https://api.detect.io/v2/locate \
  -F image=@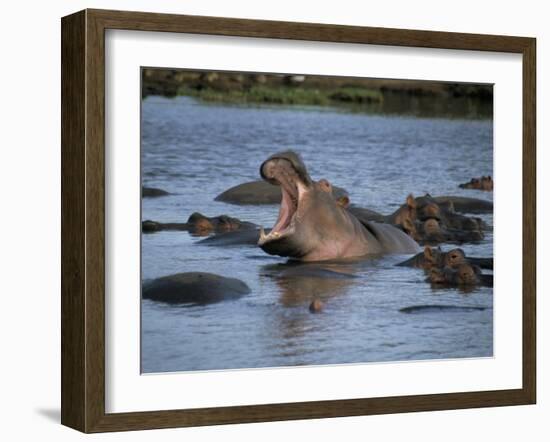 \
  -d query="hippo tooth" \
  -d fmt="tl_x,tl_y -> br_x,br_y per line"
259,227 -> 267,244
